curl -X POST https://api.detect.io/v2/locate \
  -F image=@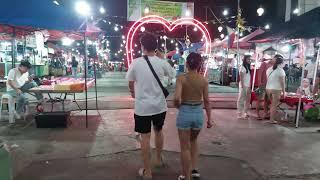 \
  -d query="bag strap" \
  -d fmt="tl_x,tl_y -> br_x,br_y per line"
143,55 -> 166,91
268,69 -> 275,78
